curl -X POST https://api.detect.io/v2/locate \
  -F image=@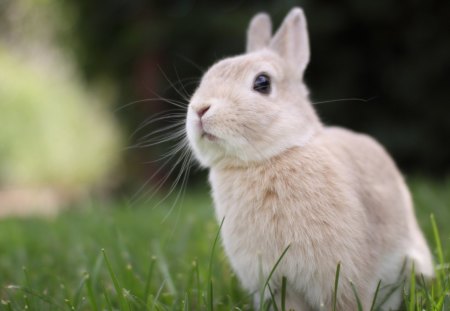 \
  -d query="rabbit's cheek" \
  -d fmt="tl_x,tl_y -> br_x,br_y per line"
186,116 -> 200,138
